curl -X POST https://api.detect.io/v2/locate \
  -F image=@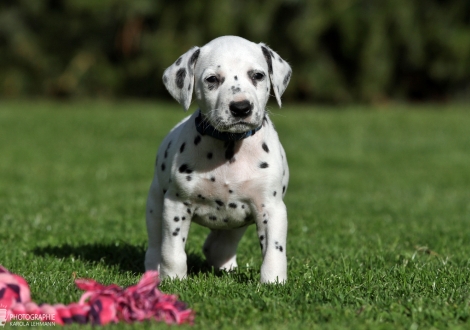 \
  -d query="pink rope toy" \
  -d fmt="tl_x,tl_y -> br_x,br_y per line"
0,265 -> 194,326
